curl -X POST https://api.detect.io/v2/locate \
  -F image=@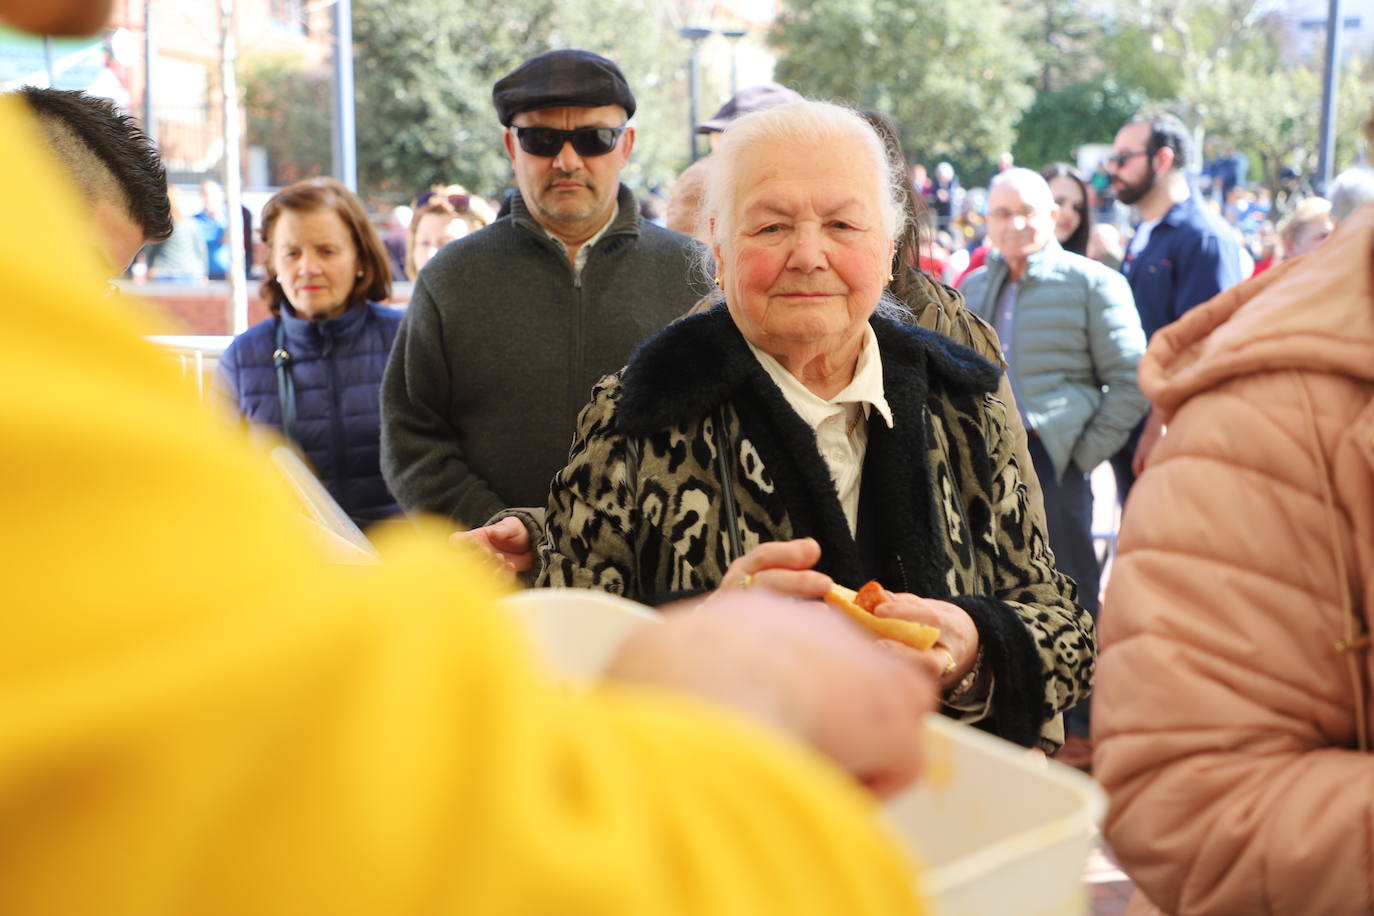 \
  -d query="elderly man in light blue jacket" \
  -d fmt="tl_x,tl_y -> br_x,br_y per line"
962,168 -> 1147,757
